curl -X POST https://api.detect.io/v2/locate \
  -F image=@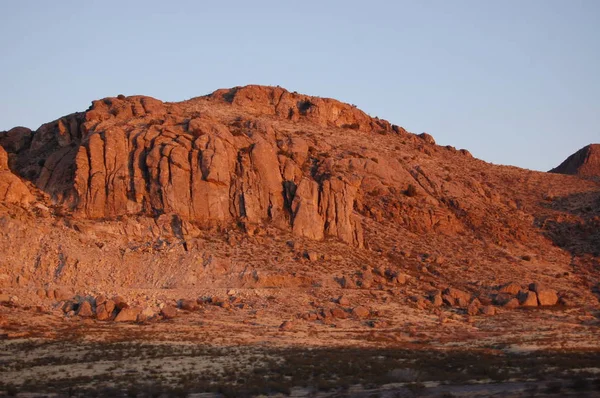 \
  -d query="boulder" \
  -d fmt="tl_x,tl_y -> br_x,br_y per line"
114,307 -> 142,322
493,293 -> 514,306
352,306 -> 370,318
330,307 -> 348,319
179,299 -> 198,311
337,296 -> 350,306
77,301 -> 93,317
499,282 -> 522,295
138,307 -> 156,322
95,295 -> 107,305
160,305 -> 178,319
503,298 -> 520,309
96,303 -> 111,321
54,288 -> 72,301
431,294 -> 443,307
0,146 -> 34,204
104,300 -> 116,314
529,283 -> 559,306
444,287 -> 471,304
517,290 -> 538,307
480,305 -> 496,316
279,320 -> 295,331
537,289 -> 559,306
